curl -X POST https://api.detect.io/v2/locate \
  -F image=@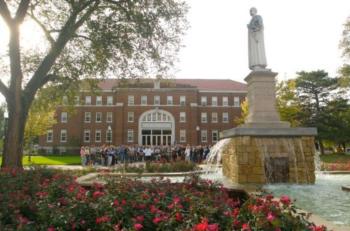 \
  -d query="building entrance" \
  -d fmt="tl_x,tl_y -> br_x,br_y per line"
138,109 -> 175,146
141,130 -> 172,146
